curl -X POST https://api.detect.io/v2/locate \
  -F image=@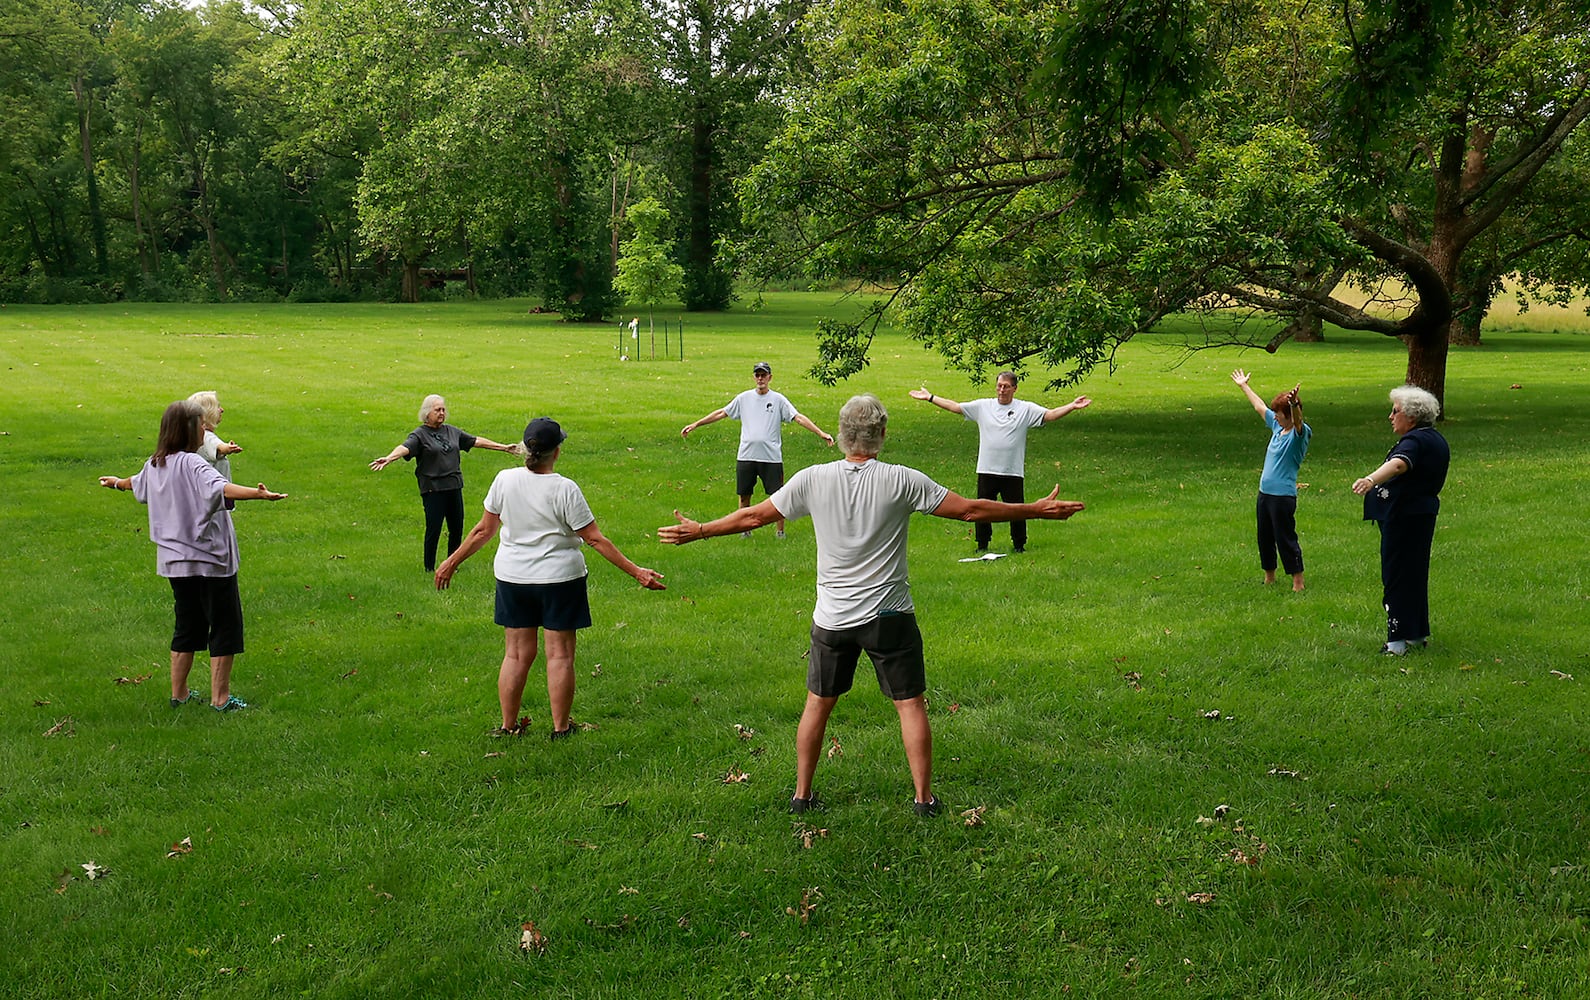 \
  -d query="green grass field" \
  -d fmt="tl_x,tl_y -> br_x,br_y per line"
2,295 -> 1588,997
